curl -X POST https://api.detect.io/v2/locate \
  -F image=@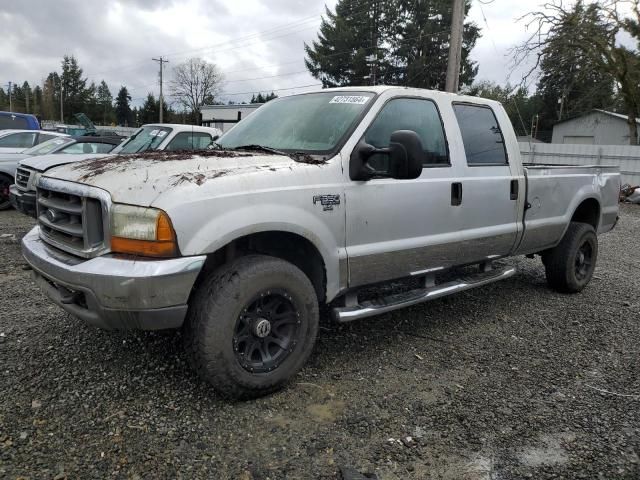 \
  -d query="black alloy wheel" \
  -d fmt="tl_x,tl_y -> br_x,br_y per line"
233,289 -> 301,373
574,239 -> 594,281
